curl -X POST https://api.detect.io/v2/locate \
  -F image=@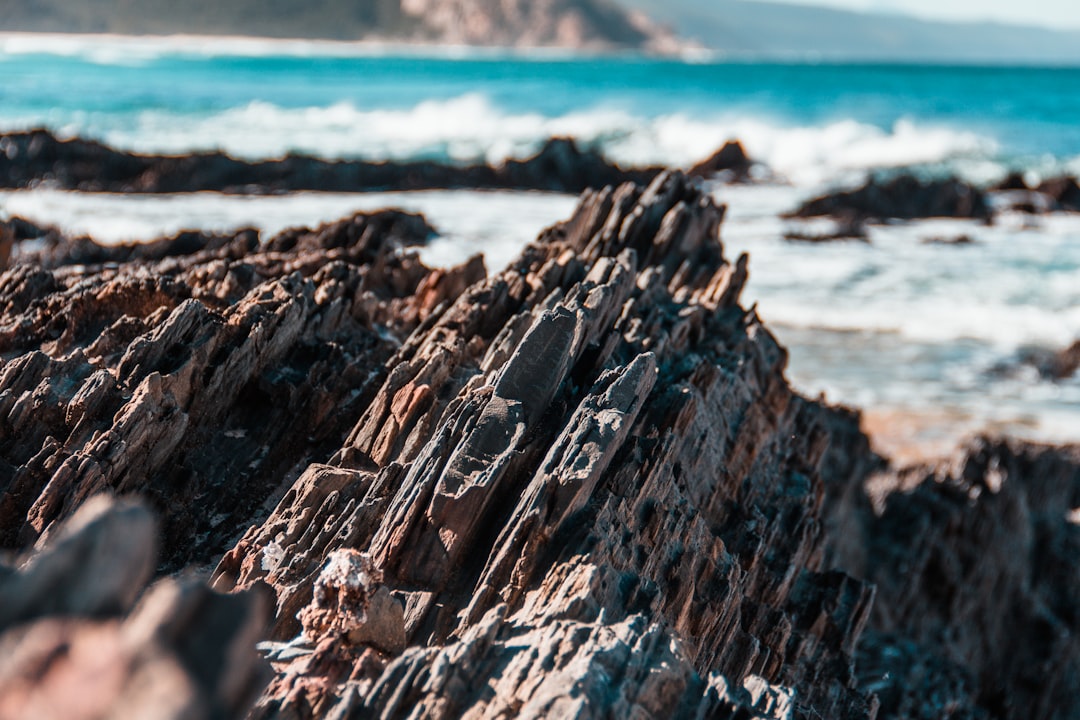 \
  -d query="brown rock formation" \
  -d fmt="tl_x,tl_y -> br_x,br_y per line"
1035,176 -> 1080,212
990,171 -> 1030,192
1,172 -> 1078,719
987,173 -> 1080,214
1005,340 -> 1080,382
0,131 -> 765,196
687,140 -> 754,181
0,208 -> 483,569
203,171 -> 883,718
1052,340 -> 1080,379
0,224 -> 12,272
